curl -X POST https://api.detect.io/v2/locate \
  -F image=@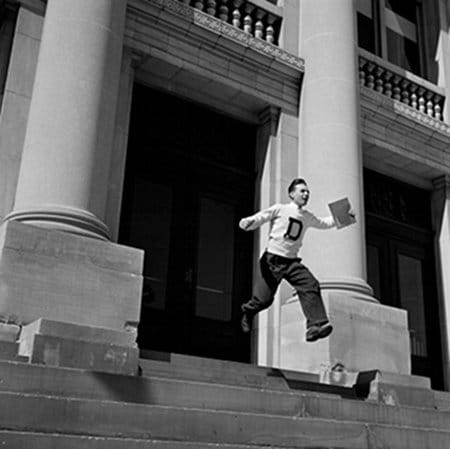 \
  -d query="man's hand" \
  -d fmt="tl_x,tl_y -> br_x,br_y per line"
239,218 -> 255,230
